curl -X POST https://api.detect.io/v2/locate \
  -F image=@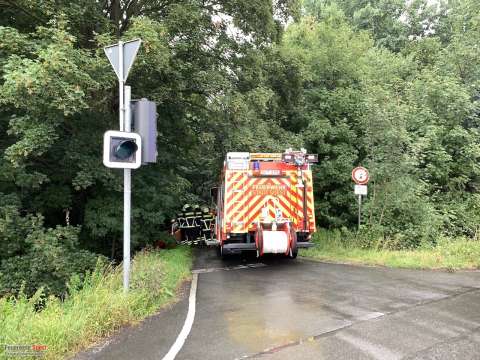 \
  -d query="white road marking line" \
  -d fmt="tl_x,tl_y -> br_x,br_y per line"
337,333 -> 401,360
236,311 -> 388,359
193,263 -> 266,274
354,312 -> 385,321
162,263 -> 266,359
161,273 -> 198,360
